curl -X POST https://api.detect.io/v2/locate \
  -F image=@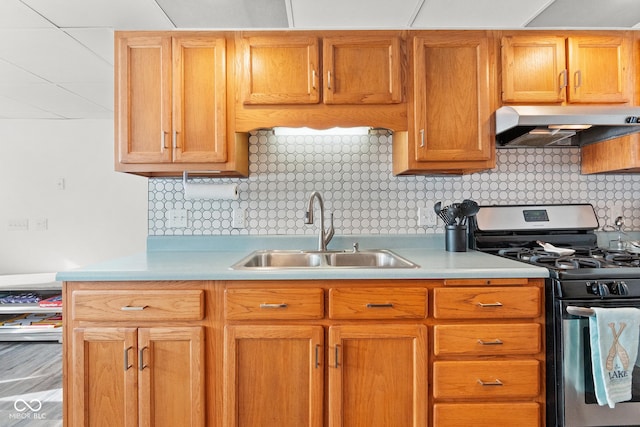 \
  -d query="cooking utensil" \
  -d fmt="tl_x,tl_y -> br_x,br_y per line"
537,240 -> 575,256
